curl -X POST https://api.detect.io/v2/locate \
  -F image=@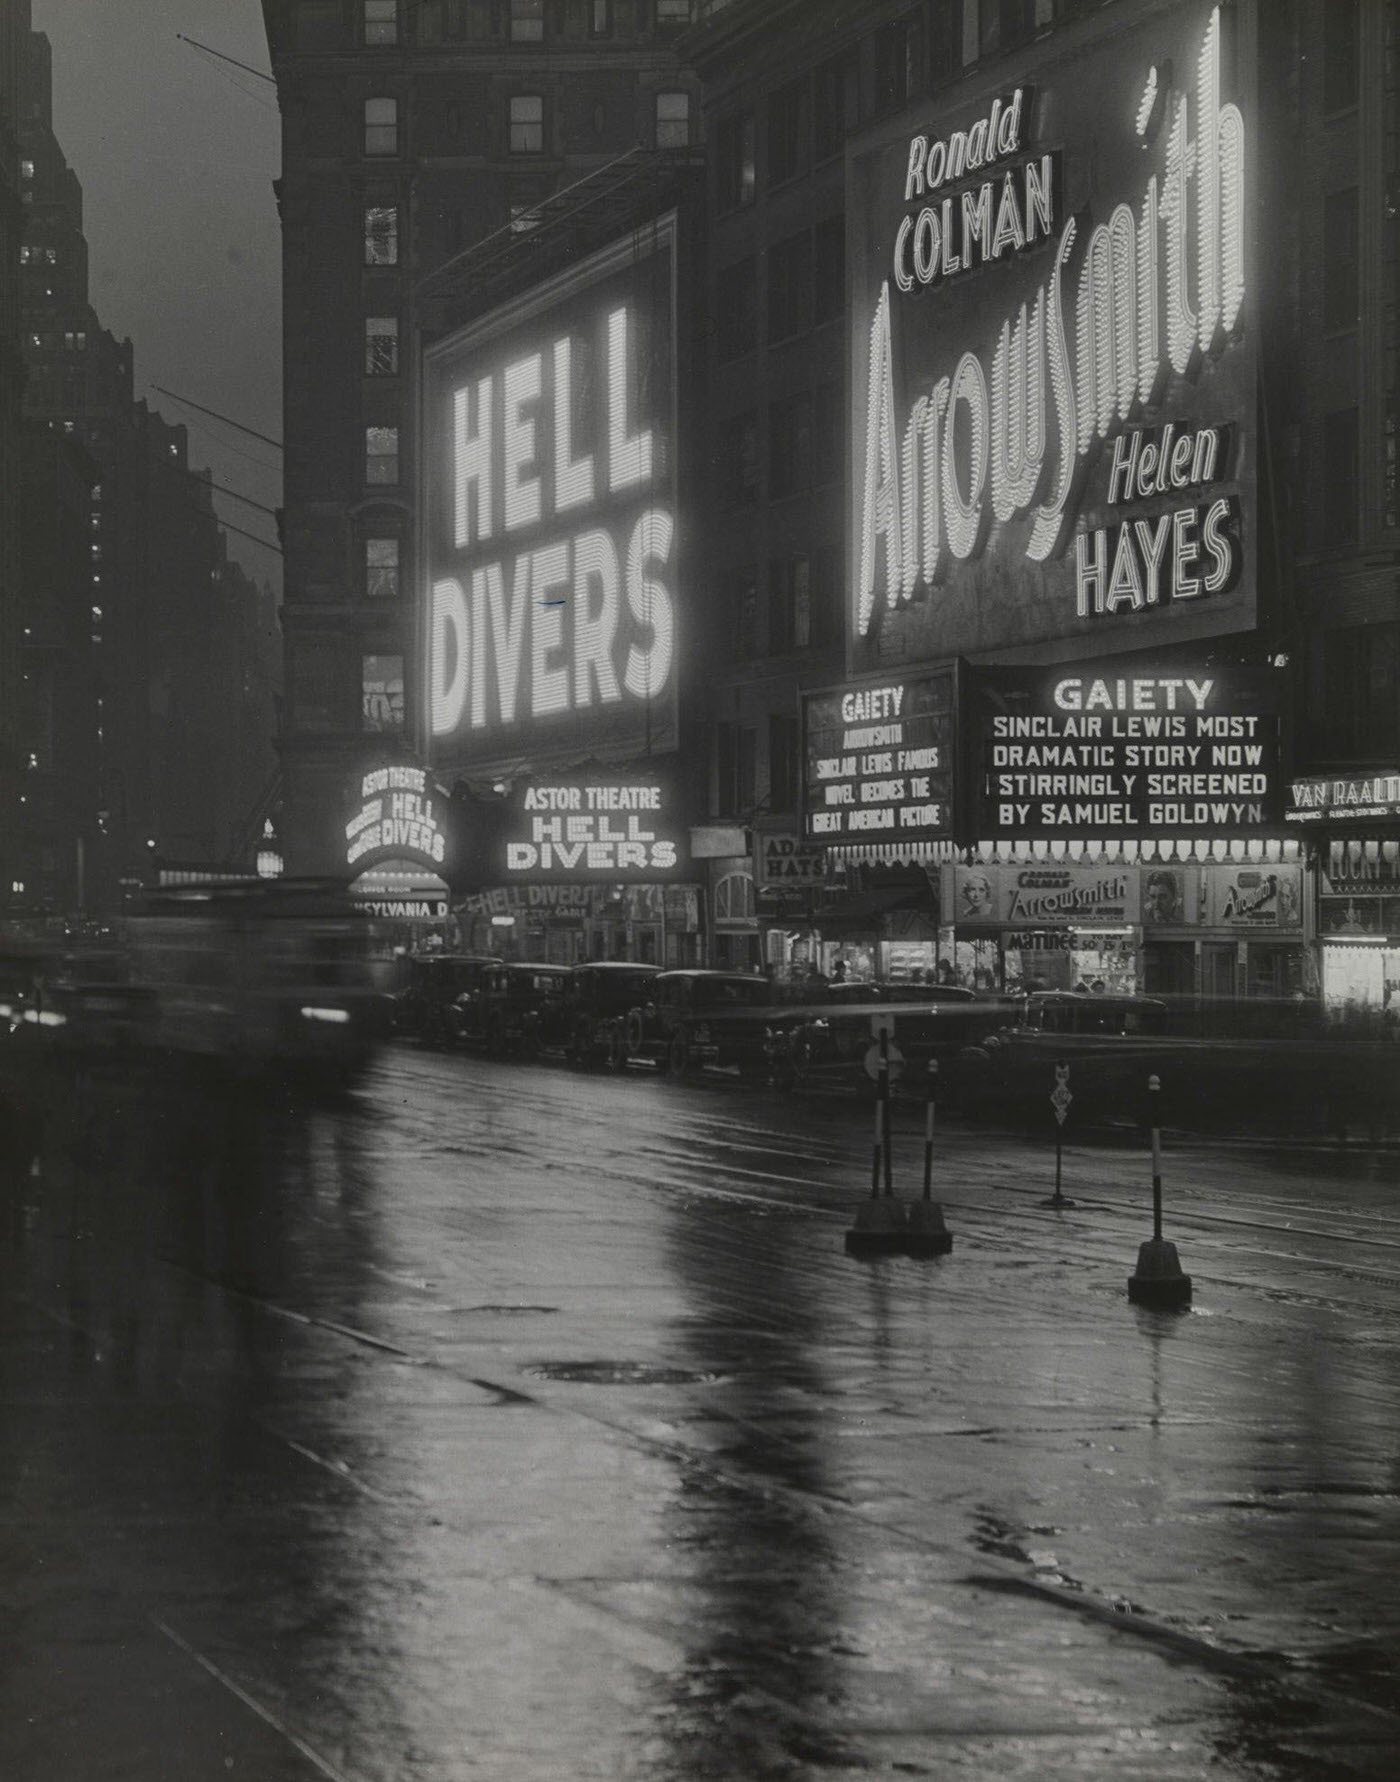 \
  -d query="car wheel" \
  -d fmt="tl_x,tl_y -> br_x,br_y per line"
625,1009 -> 646,1055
